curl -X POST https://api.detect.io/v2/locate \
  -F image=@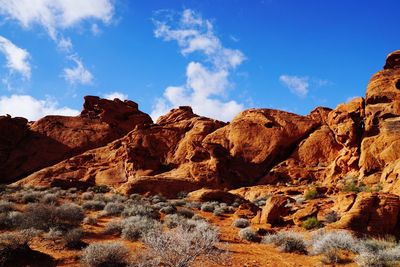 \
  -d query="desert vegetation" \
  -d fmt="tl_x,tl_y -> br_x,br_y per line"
0,184 -> 399,266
